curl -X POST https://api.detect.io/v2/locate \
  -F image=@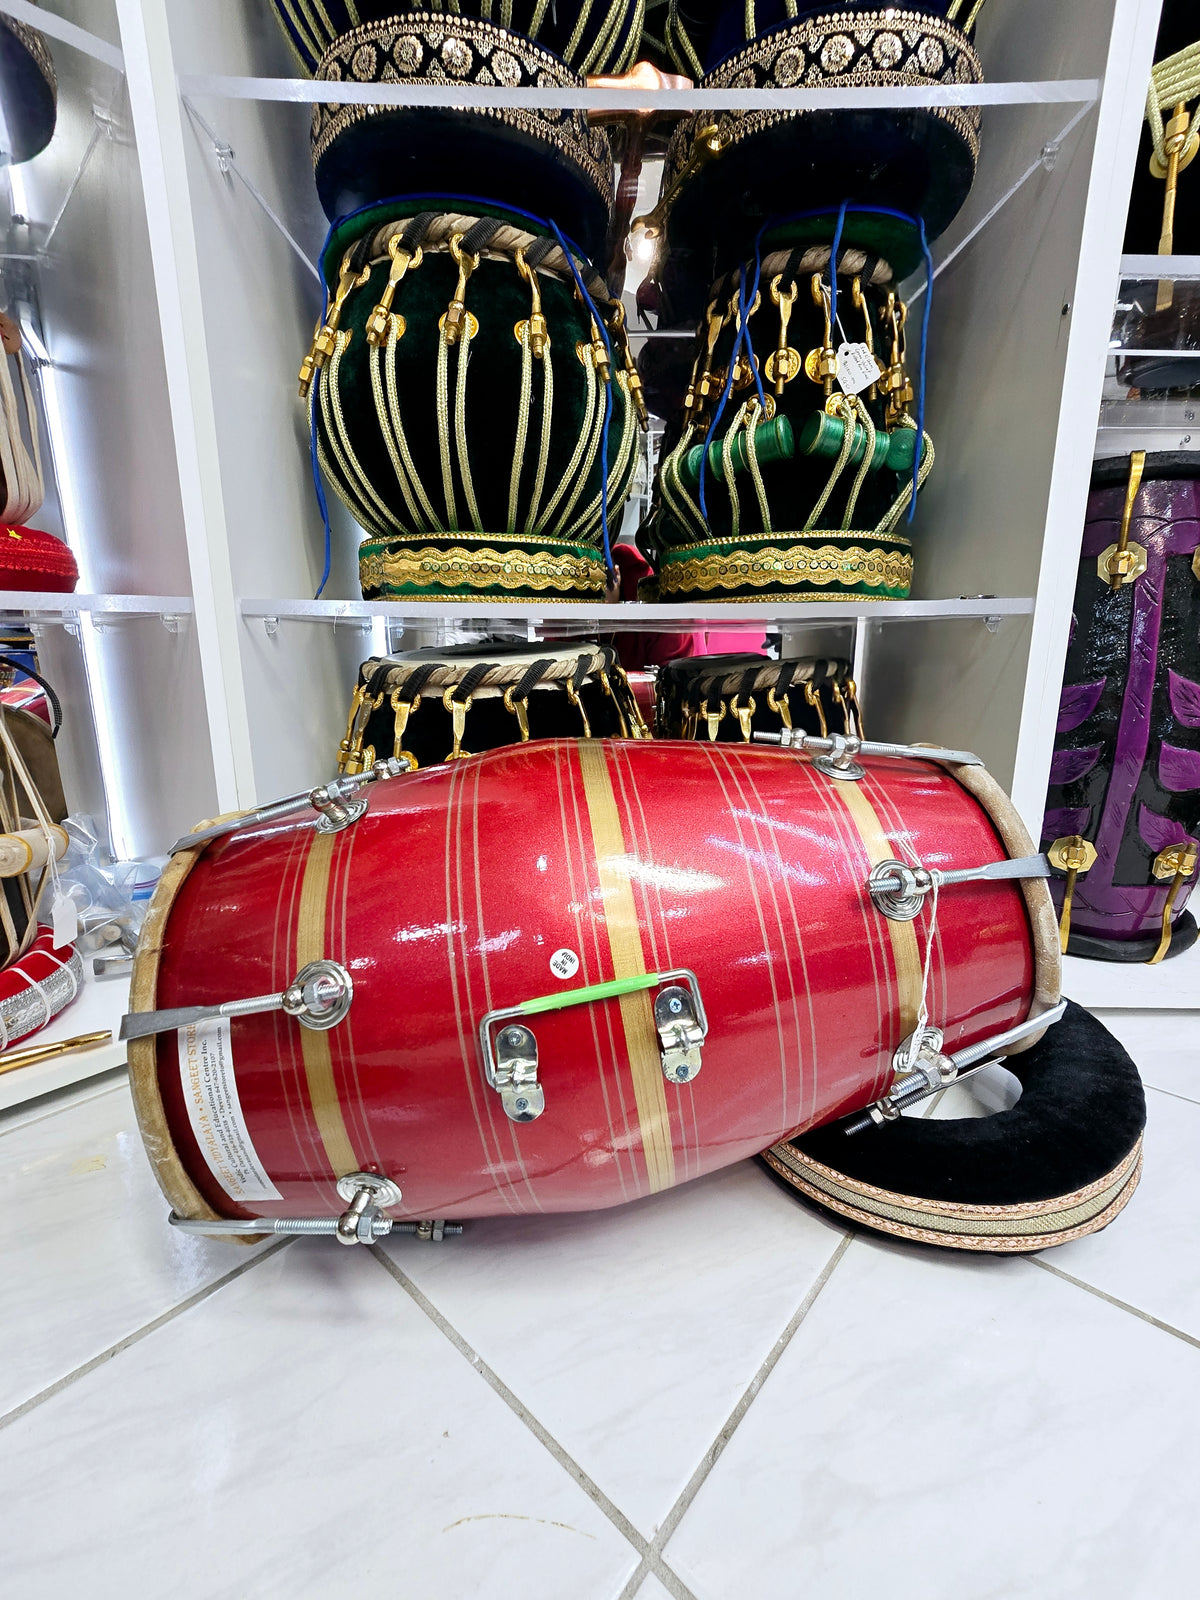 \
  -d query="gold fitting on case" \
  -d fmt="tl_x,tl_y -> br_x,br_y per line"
442,686 -> 474,760
1148,841 -> 1199,965
514,248 -> 549,359
441,234 -> 480,347
1098,542 -> 1147,584
766,685 -> 793,731
1102,450 -> 1147,586
1046,834 -> 1098,954
502,686 -> 532,742
389,688 -> 421,770
729,693 -> 756,742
